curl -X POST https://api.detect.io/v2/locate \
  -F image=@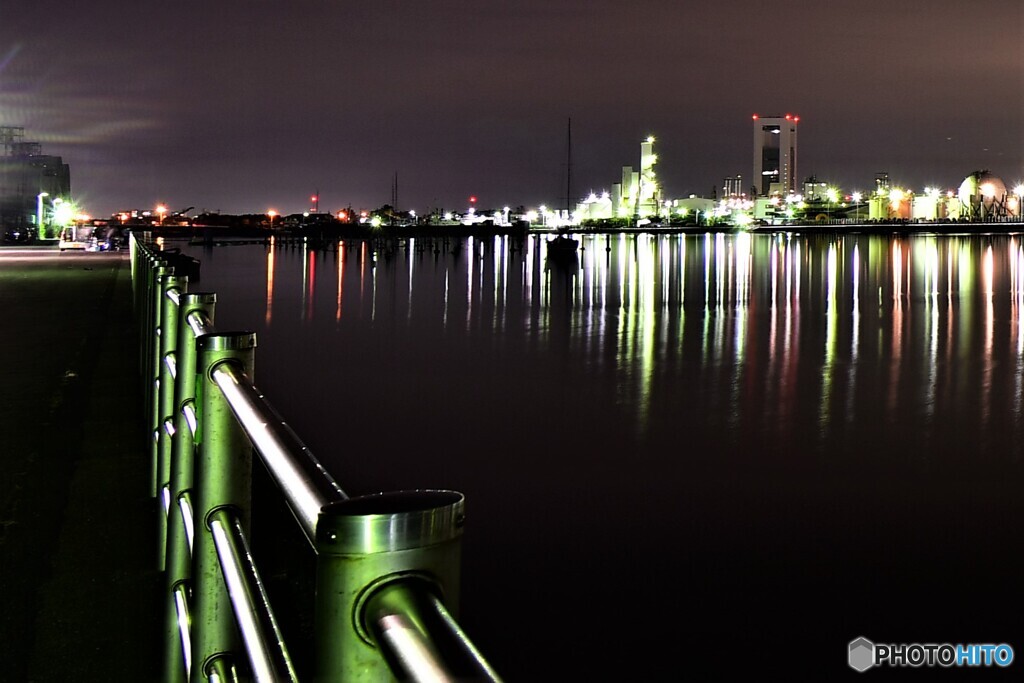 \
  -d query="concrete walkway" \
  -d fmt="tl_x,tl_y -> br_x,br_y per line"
0,248 -> 160,681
